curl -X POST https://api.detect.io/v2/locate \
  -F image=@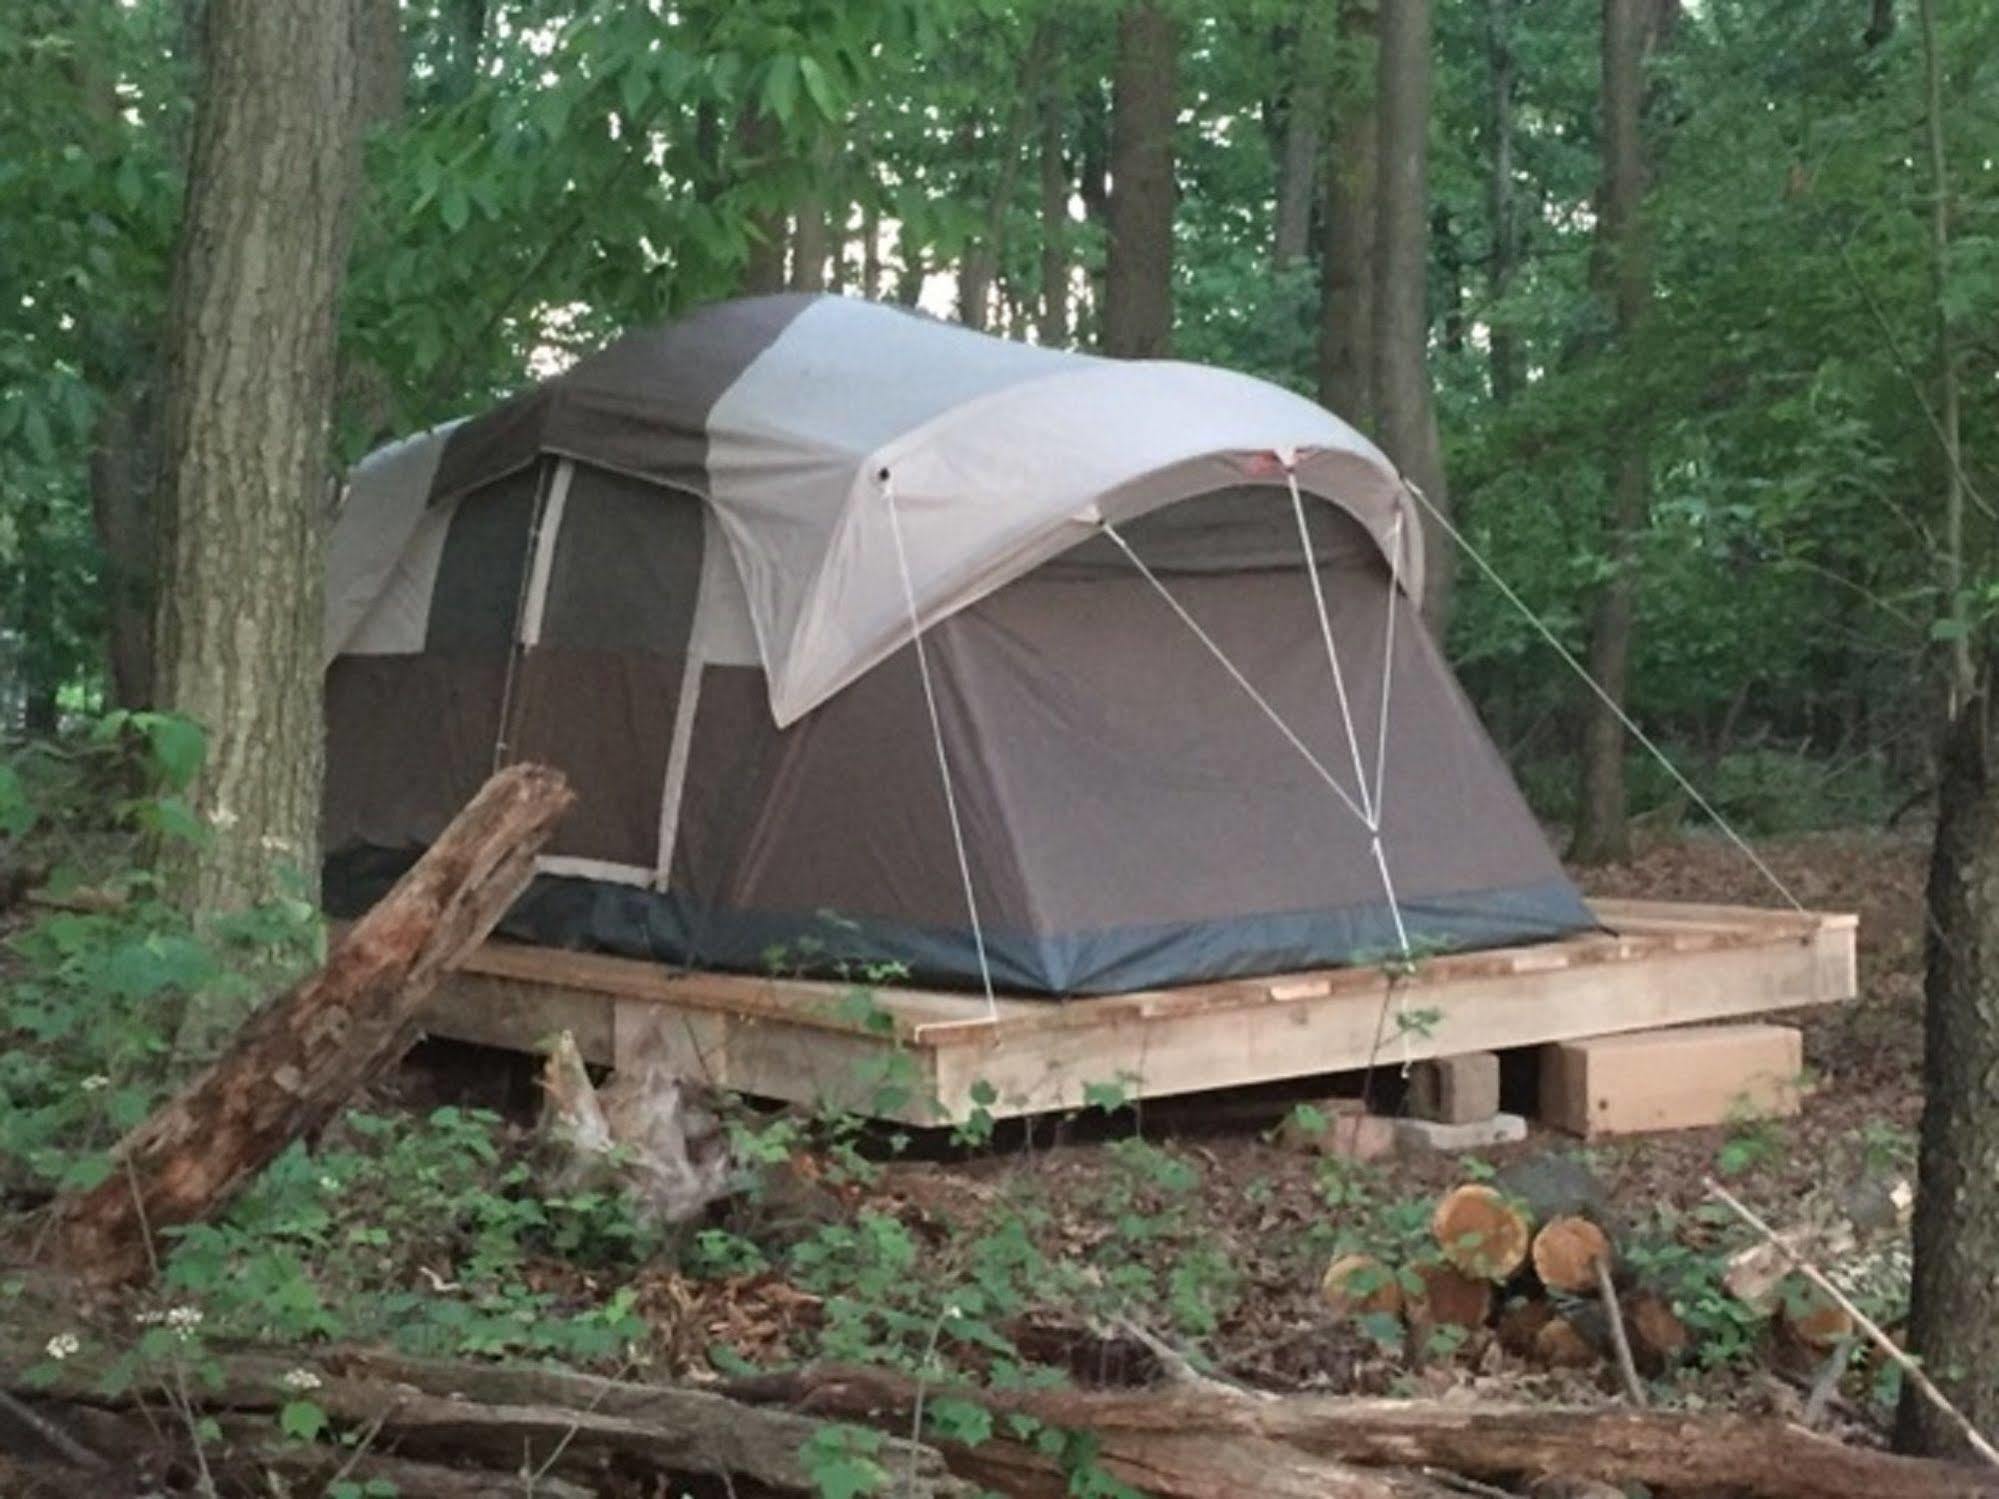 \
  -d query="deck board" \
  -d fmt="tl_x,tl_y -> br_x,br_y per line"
418,898 -> 1858,1124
